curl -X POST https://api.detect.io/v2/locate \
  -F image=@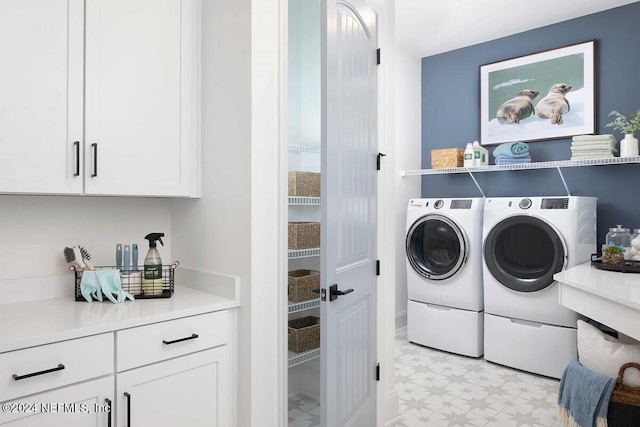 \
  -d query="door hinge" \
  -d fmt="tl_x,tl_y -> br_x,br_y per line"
376,260 -> 380,276
376,48 -> 381,65
376,363 -> 380,381
377,153 -> 386,170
